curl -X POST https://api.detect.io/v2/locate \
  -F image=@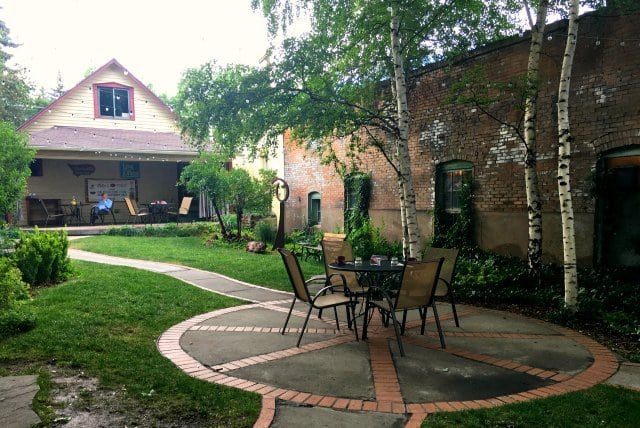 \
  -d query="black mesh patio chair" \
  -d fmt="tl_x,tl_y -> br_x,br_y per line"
97,202 -> 117,225
363,258 -> 445,356
278,248 -> 359,347
424,247 -> 461,327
